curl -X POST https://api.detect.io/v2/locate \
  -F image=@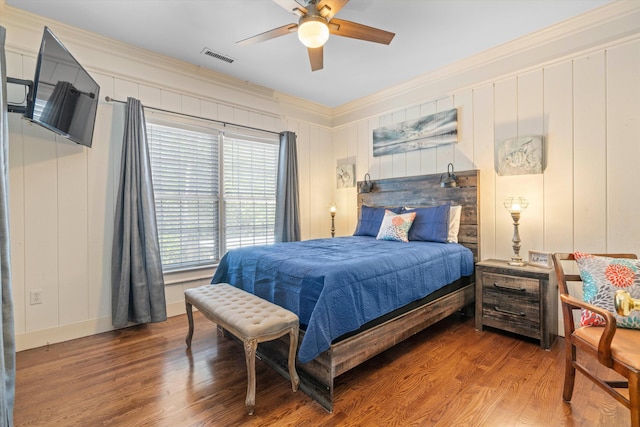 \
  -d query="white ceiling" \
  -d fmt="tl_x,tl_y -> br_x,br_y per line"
6,0 -> 613,108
